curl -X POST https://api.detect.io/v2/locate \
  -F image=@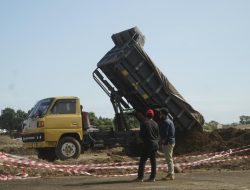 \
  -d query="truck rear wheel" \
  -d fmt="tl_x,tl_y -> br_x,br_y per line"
56,137 -> 81,160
